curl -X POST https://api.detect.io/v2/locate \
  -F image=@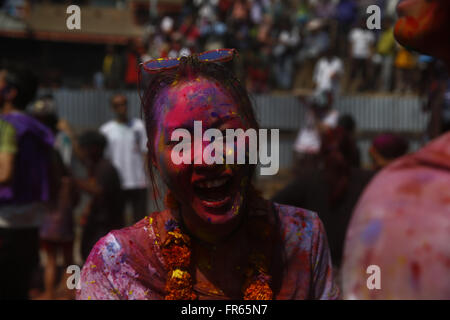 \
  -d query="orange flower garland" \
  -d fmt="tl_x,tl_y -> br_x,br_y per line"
161,220 -> 197,300
160,218 -> 273,300
160,191 -> 273,300
242,253 -> 273,300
